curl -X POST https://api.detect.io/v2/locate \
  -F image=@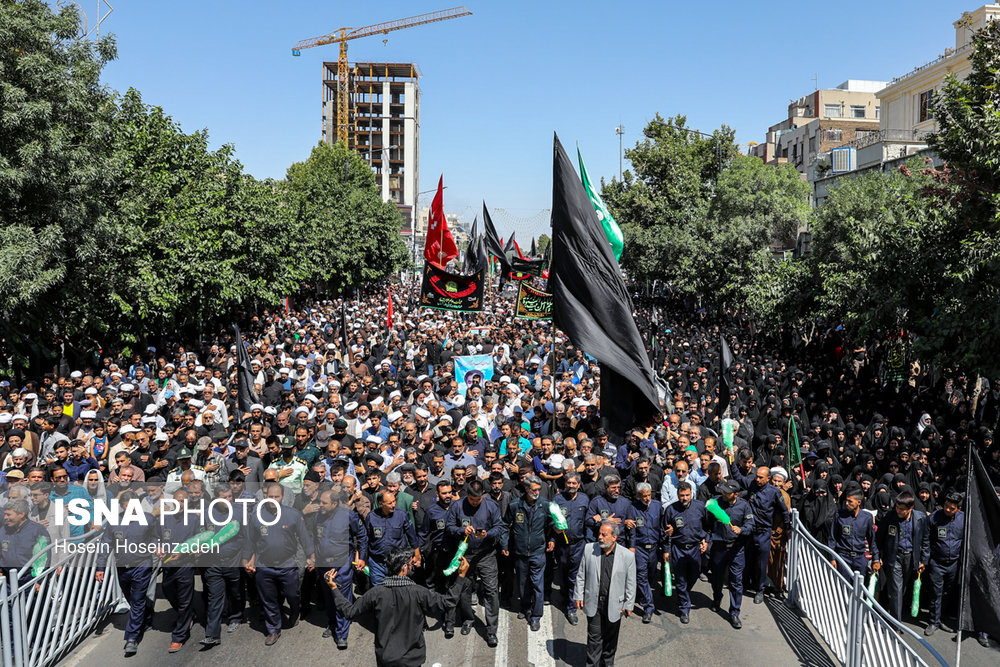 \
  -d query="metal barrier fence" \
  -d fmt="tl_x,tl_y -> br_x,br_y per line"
0,528 -> 125,667
786,509 -> 949,667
